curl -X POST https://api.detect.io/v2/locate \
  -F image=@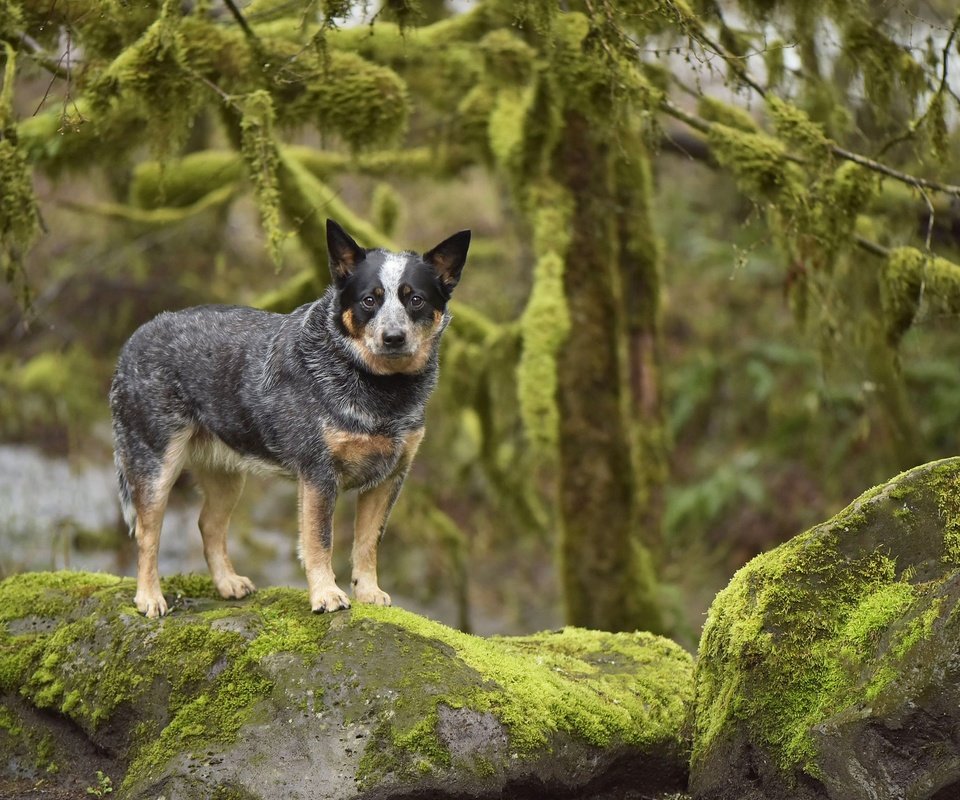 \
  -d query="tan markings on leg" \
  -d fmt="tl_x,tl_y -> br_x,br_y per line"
351,427 -> 424,605
402,428 -> 425,464
352,480 -> 398,606
194,469 -> 255,600
134,428 -> 193,618
299,479 -> 350,613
